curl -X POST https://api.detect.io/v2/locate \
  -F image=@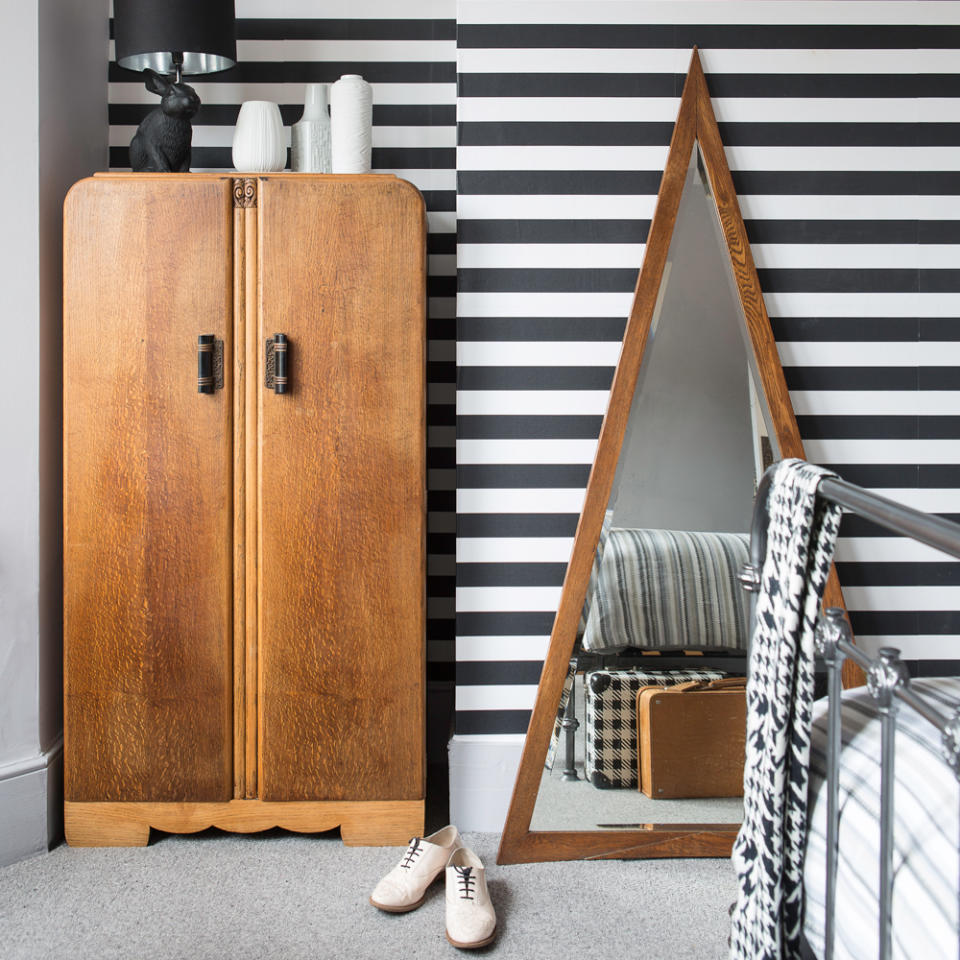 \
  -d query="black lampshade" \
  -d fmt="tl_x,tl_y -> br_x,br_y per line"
114,0 -> 237,76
